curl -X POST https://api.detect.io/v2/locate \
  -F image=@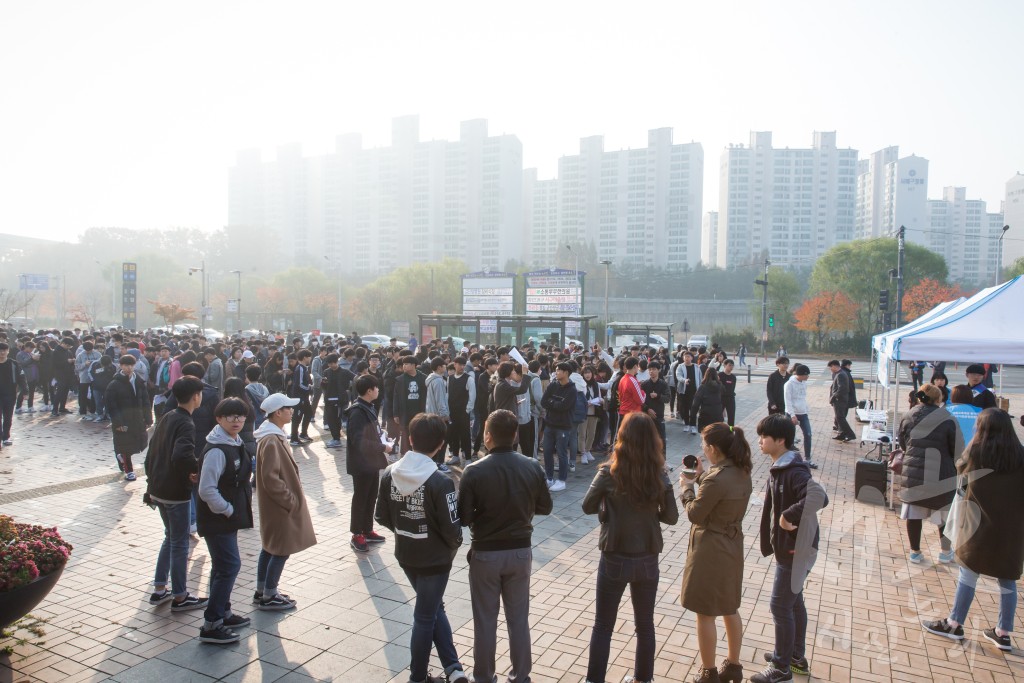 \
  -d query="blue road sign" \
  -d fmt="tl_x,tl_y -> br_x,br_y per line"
19,274 -> 49,290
